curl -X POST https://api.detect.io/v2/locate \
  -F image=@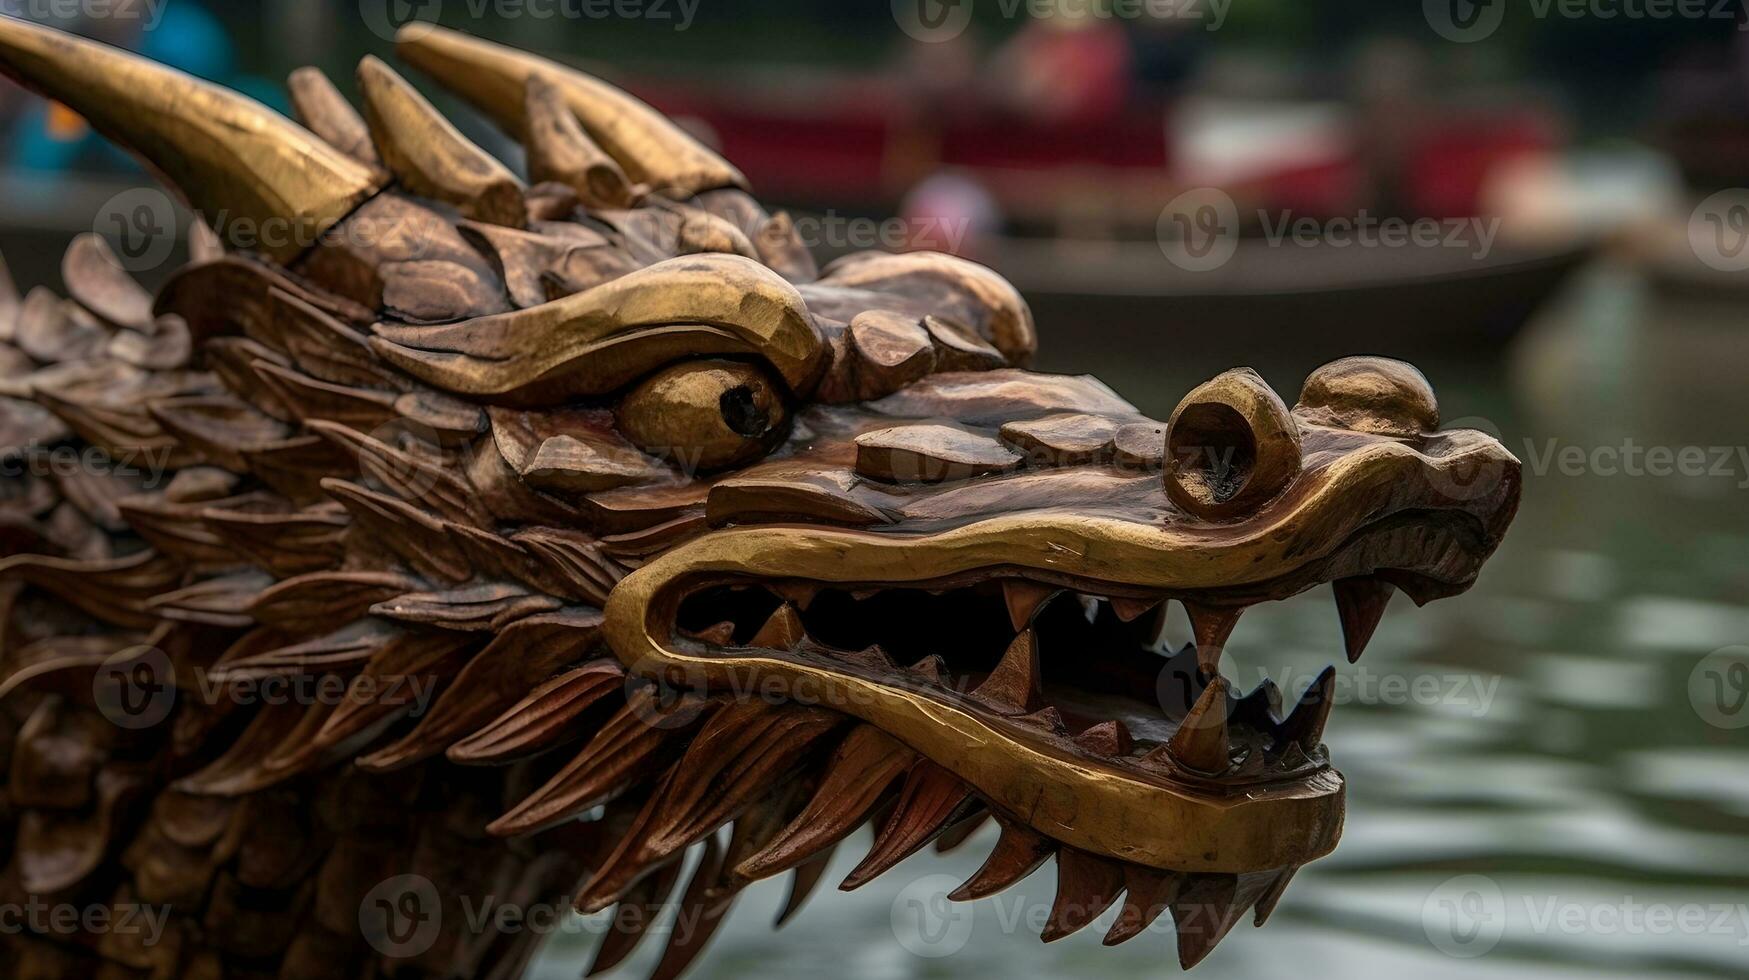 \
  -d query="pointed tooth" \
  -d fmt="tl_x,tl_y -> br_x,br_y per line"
1110,595 -> 1163,623
395,23 -> 748,197
1333,577 -> 1394,662
933,810 -> 991,855
908,655 -> 948,685
1171,871 -> 1276,969
733,726 -> 913,884
1073,719 -> 1134,758
1280,666 -> 1336,751
1002,580 -> 1058,630
774,843 -> 838,928
1183,602 -> 1243,674
772,581 -> 821,611
1253,866 -> 1299,927
836,644 -> 898,672
970,629 -> 1042,712
1276,741 -> 1312,770
1137,598 -> 1172,648
648,835 -> 737,980
749,602 -> 805,650
356,55 -> 525,227
850,588 -> 880,601
949,817 -> 1057,901
0,17 -> 384,264
577,702 -> 841,911
683,621 -> 737,646
1040,848 -> 1126,942
585,857 -> 684,976
839,762 -> 974,891
1153,676 -> 1232,774
488,690 -> 716,837
523,73 -> 636,209
1157,643 -> 1210,717
1104,866 -> 1183,946
1015,706 -> 1067,735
